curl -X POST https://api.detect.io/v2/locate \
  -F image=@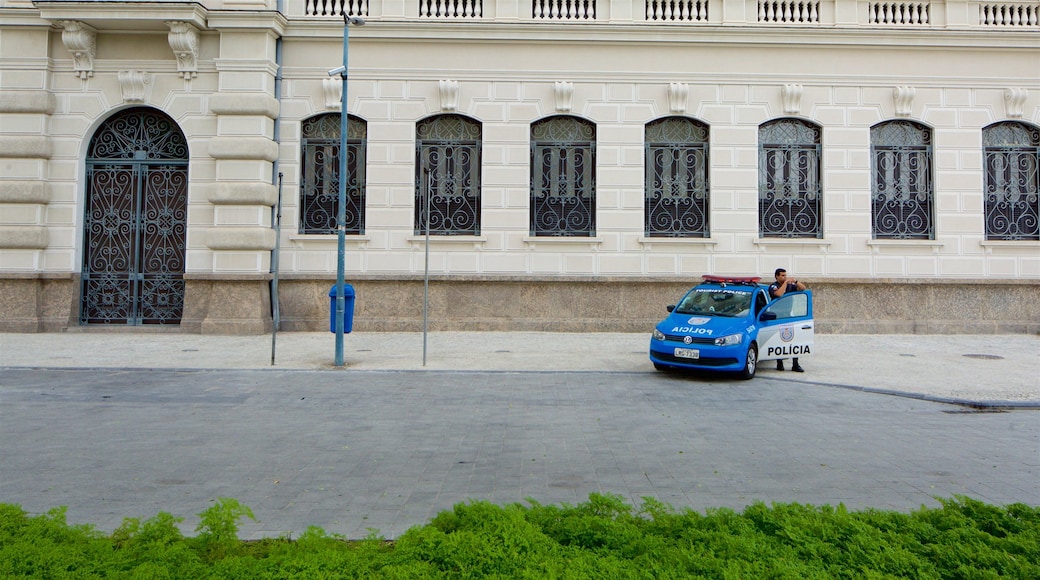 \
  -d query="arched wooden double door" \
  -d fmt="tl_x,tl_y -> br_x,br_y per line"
80,108 -> 188,325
